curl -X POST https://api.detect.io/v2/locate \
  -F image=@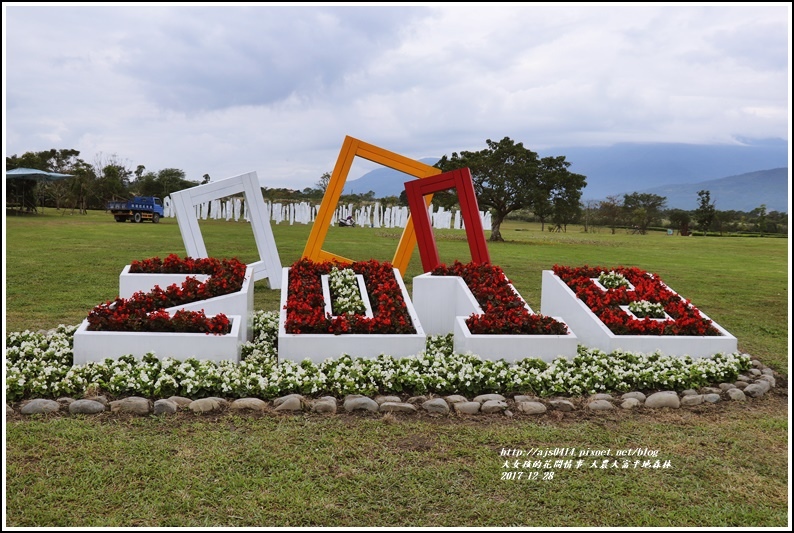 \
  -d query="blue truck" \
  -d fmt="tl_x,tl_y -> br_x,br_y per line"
107,196 -> 165,223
